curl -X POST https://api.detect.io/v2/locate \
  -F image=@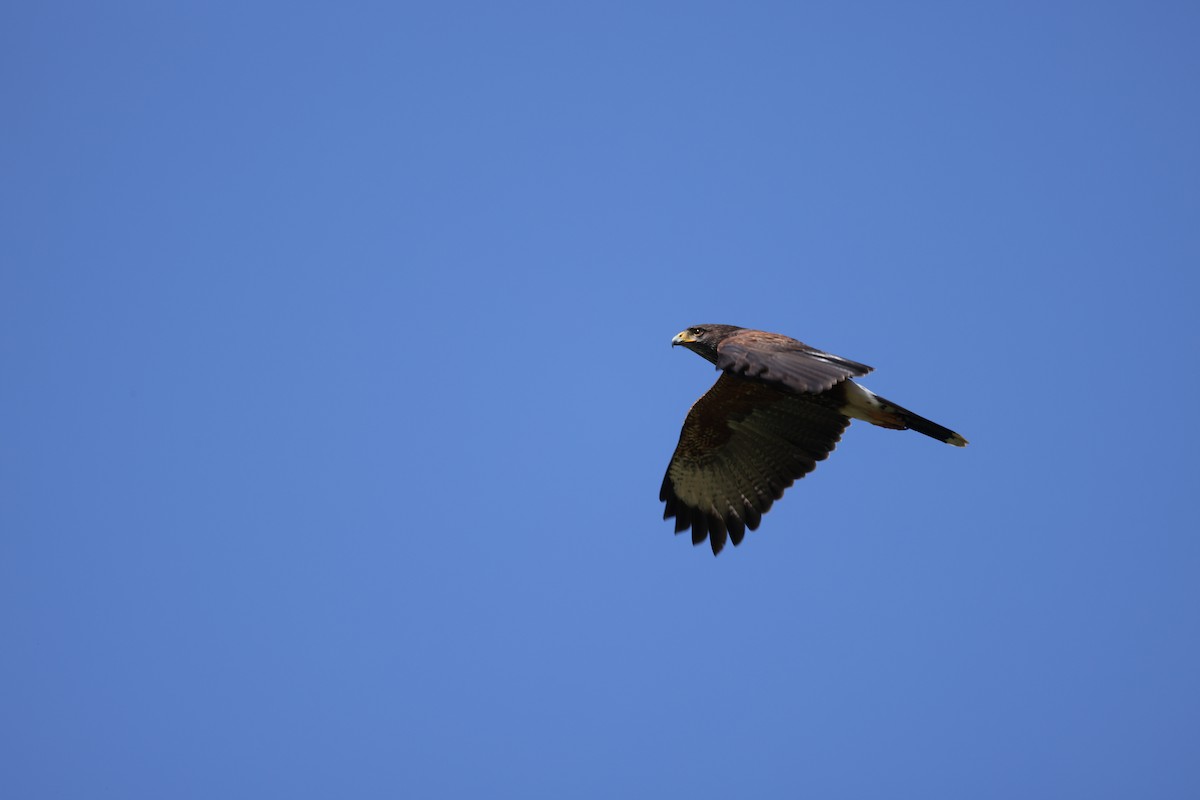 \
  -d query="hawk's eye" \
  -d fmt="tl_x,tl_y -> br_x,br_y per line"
691,328 -> 704,336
